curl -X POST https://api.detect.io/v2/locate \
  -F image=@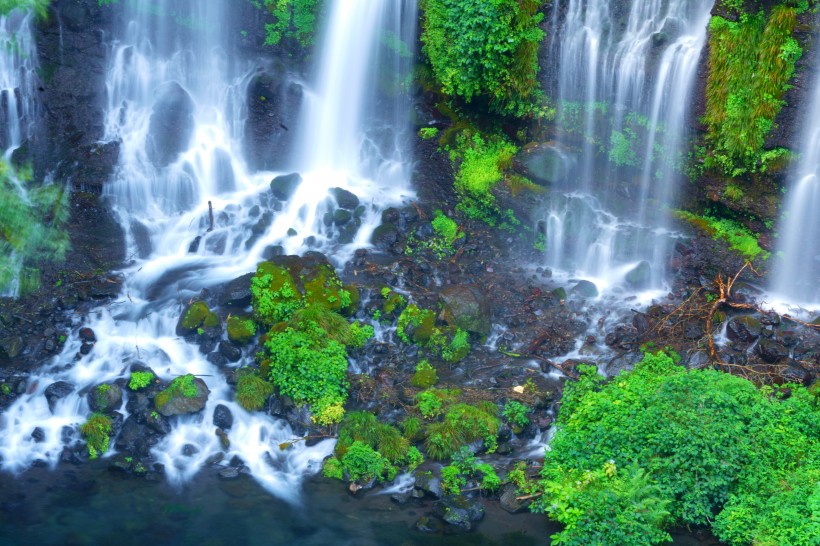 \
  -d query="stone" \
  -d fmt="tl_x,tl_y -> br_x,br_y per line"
213,404 -> 234,430
219,467 -> 240,480
414,472 -> 443,499
439,285 -> 492,336
779,360 -> 812,385
220,273 -> 254,307
726,315 -> 762,343
332,208 -> 352,226
31,427 -> 46,443
756,338 -> 789,363
499,484 -> 529,513
512,142 -> 575,185
329,187 -> 360,210
0,336 -> 24,359
146,82 -> 195,167
155,376 -> 210,416
432,495 -> 485,531
552,287 -> 567,300
625,260 -> 652,288
242,71 -> 303,171
570,280 -> 598,299
270,172 -> 302,200
175,301 -> 219,336
370,222 -> 399,250
219,341 -> 242,362
88,383 -> 123,413
78,327 -> 97,343
44,381 -> 75,412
